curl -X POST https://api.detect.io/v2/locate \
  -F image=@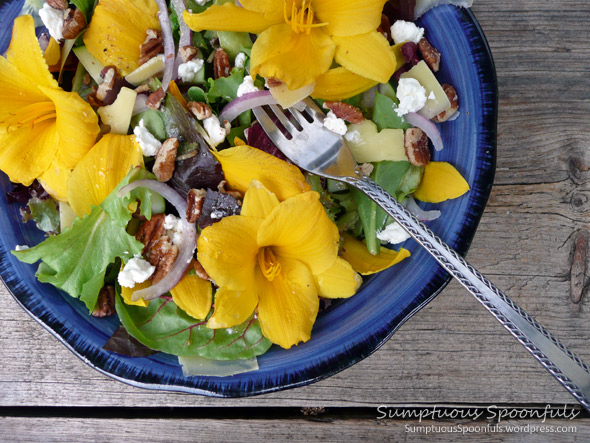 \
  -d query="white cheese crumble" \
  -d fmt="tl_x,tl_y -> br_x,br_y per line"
39,3 -> 67,41
15,245 -> 29,251
133,119 -> 162,156
396,78 -> 428,117
377,222 -> 411,244
236,75 -> 259,98
428,91 -> 436,100
390,20 -> 425,45
177,59 -> 205,83
344,128 -> 363,145
163,214 -> 184,246
118,257 -> 155,288
323,111 -> 347,136
203,115 -> 227,147
234,52 -> 248,70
